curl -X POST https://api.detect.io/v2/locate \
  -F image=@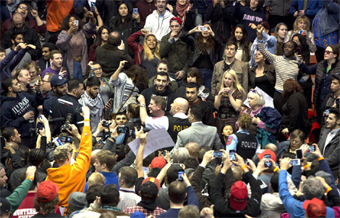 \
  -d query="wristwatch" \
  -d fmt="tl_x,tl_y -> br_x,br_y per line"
140,103 -> 146,107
